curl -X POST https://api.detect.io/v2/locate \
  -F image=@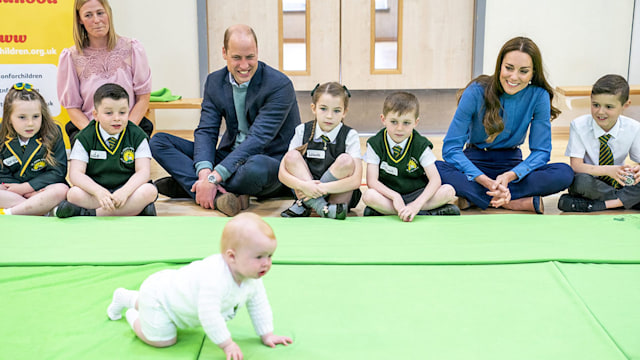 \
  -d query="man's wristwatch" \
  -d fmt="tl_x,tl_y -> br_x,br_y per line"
207,173 -> 219,185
